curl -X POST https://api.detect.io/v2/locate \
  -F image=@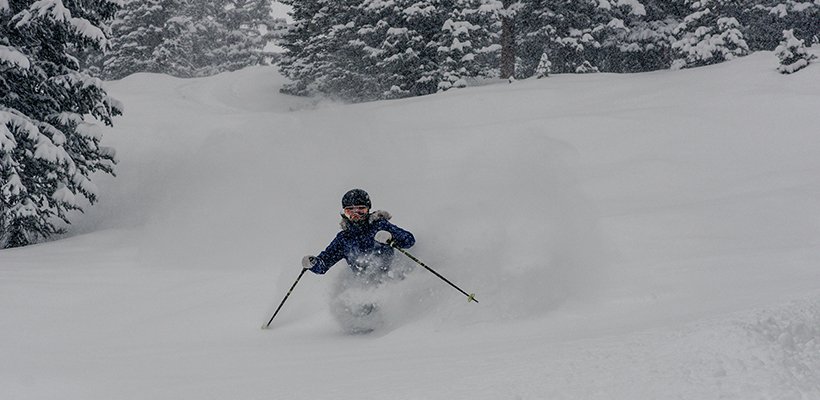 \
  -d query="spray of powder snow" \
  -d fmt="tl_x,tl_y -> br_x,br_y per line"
313,130 -> 611,333
69,71 -> 612,333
